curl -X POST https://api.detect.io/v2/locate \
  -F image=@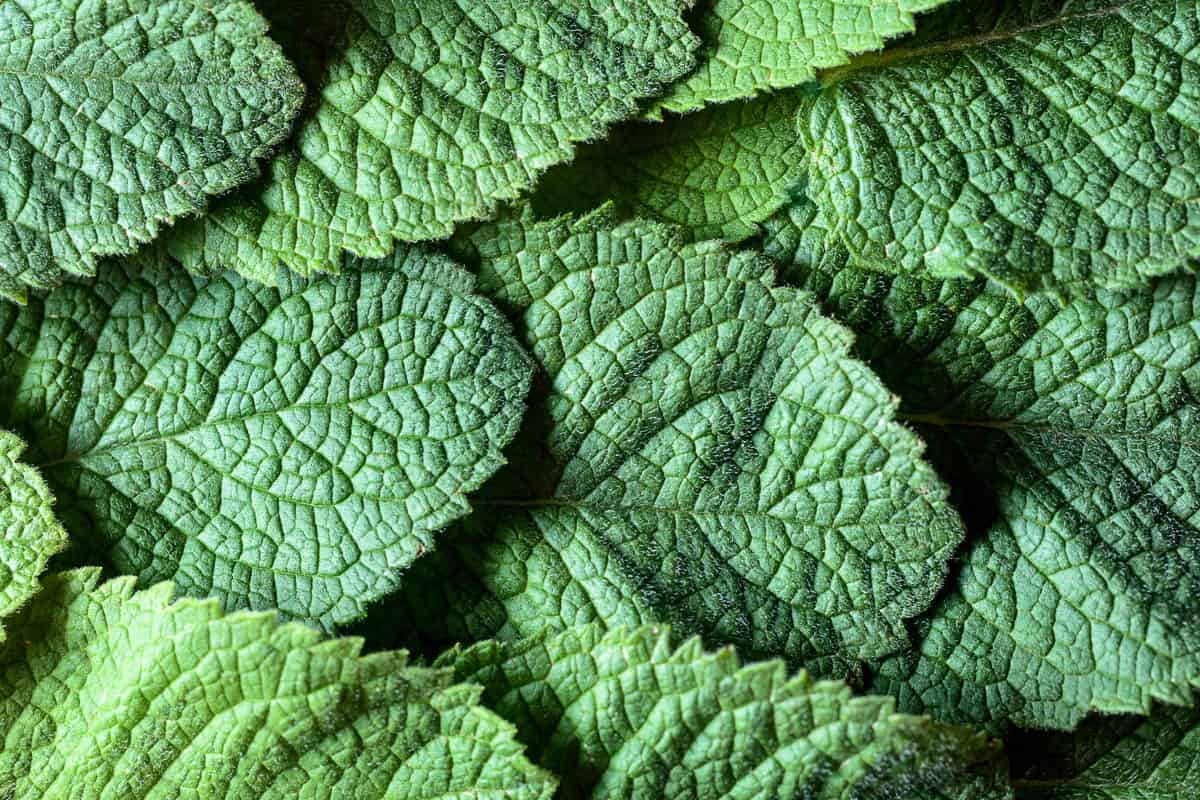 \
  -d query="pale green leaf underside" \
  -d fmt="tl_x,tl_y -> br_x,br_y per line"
444,625 -> 1011,800
0,247 -> 532,628
764,197 -> 1200,731
653,0 -> 952,115
531,92 -> 807,243
0,0 -> 304,300
0,569 -> 556,799
162,0 -> 699,283
800,0 -> 1200,293
1012,707 -> 1200,799
0,430 -> 65,642
382,210 -> 963,670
